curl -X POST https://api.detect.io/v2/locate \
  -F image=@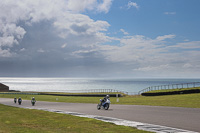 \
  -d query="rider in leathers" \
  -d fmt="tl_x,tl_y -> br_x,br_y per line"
101,95 -> 110,106
32,97 -> 36,103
